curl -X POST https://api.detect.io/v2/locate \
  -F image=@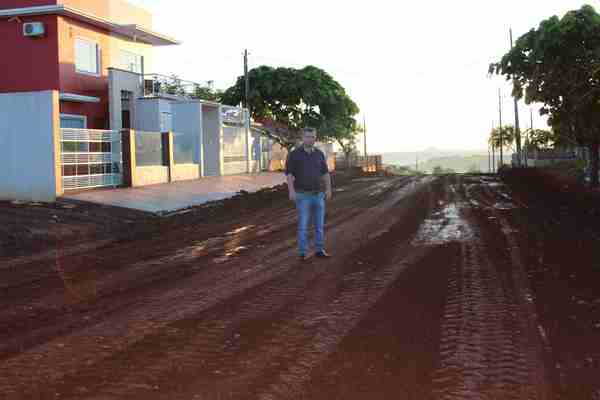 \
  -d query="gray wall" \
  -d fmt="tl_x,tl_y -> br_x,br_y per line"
0,91 -> 59,202
135,98 -> 172,132
172,101 -> 203,176
202,105 -> 222,176
108,68 -> 143,131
